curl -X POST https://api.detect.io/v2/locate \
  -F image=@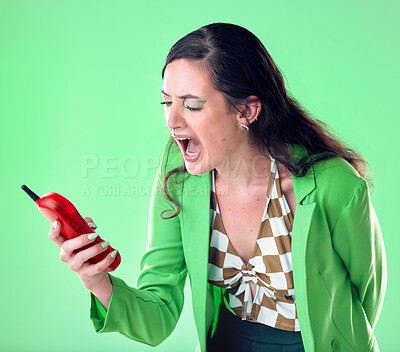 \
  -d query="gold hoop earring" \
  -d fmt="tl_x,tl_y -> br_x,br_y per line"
237,123 -> 249,132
